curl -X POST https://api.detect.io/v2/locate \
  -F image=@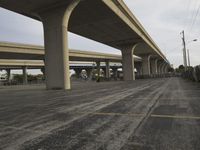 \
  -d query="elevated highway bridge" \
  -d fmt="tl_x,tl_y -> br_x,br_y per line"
0,0 -> 170,89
